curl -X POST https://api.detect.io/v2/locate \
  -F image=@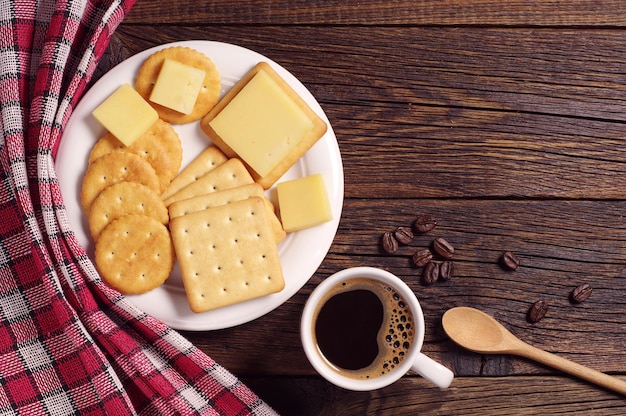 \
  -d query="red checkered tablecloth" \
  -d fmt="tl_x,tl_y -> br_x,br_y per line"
0,1 -> 277,414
